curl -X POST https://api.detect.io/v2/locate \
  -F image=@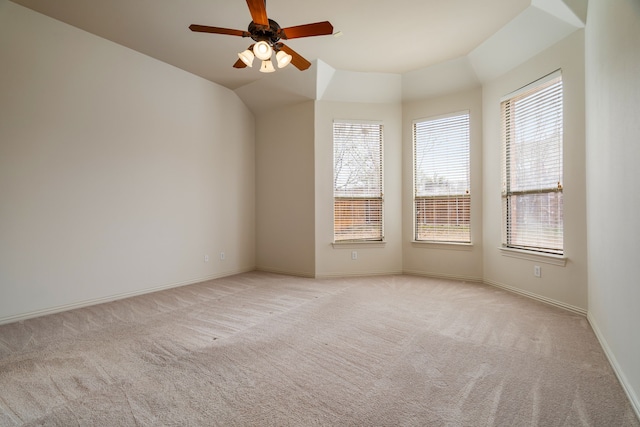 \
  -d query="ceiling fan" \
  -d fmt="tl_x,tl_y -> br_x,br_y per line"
189,0 -> 333,73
